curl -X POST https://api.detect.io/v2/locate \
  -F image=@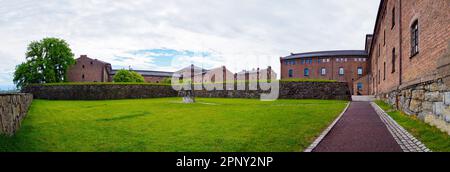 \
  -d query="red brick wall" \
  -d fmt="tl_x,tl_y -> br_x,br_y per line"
281,56 -> 368,95
354,75 -> 370,95
370,0 -> 450,95
142,76 -> 168,83
67,55 -> 110,82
